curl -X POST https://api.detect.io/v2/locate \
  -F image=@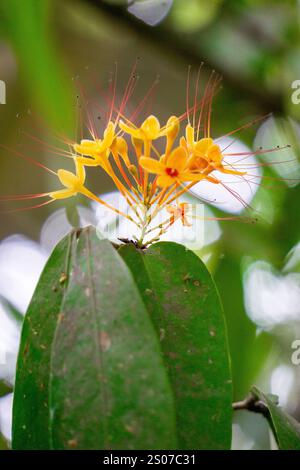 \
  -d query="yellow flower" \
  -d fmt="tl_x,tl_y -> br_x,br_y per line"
181,124 -> 245,177
188,137 -> 220,170
7,69 -> 265,250
119,115 -> 165,141
49,159 -> 86,200
111,136 -> 131,167
140,146 -> 206,188
165,116 -> 180,156
49,157 -> 134,222
73,121 -> 116,165
131,136 -> 144,159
